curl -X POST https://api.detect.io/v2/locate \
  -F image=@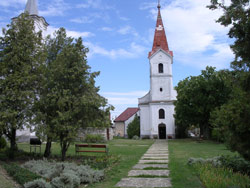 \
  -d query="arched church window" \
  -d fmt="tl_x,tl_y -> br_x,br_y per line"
159,109 -> 165,119
160,88 -> 163,92
159,63 -> 163,73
